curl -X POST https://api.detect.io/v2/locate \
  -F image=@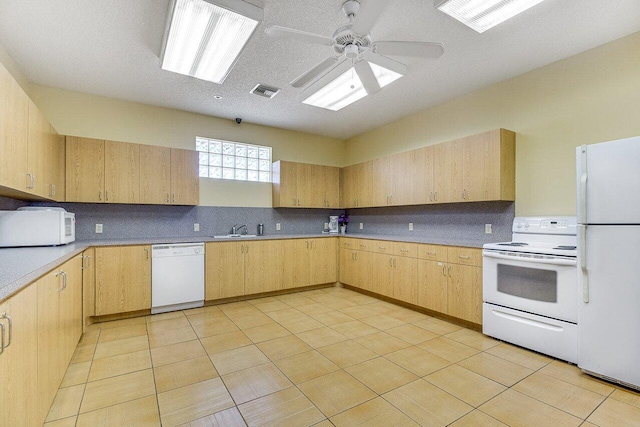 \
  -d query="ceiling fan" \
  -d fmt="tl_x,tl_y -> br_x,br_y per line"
265,0 -> 444,95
